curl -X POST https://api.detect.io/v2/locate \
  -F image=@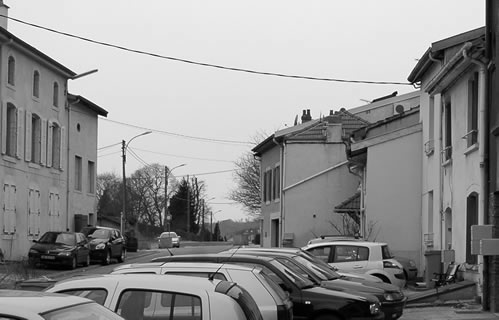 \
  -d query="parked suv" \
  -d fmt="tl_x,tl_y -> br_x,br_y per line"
152,253 -> 384,320
45,273 -> 263,320
303,241 -> 406,288
112,262 -> 293,320
85,226 -> 126,264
